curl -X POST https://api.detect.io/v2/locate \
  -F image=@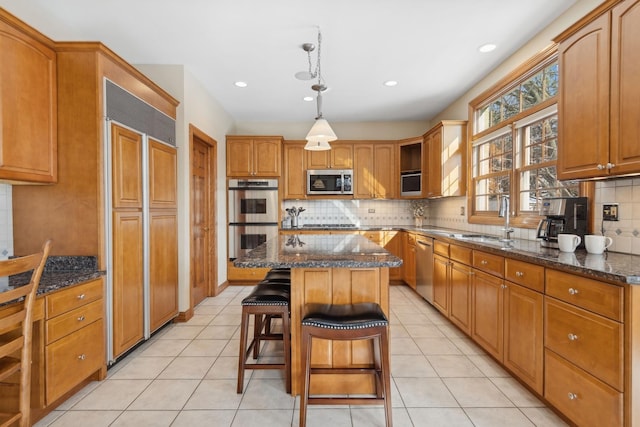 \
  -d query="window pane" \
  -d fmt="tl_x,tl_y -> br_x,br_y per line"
544,63 -> 558,98
490,100 -> 502,127
477,105 -> 491,133
522,71 -> 543,110
502,88 -> 520,120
